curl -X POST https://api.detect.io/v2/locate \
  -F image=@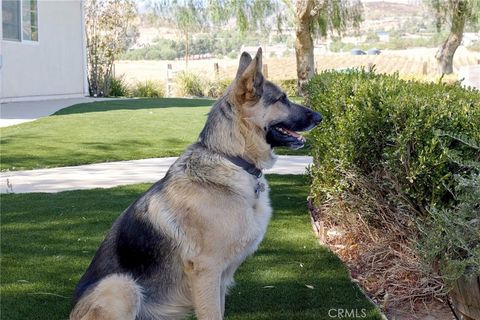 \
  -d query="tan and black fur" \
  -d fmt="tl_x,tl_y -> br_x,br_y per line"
70,48 -> 322,320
